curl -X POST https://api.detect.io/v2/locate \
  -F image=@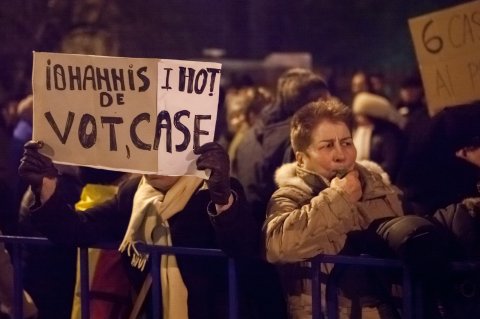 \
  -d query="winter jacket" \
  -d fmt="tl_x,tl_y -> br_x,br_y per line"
235,116 -> 292,224
263,162 -> 404,319
234,124 -> 266,222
